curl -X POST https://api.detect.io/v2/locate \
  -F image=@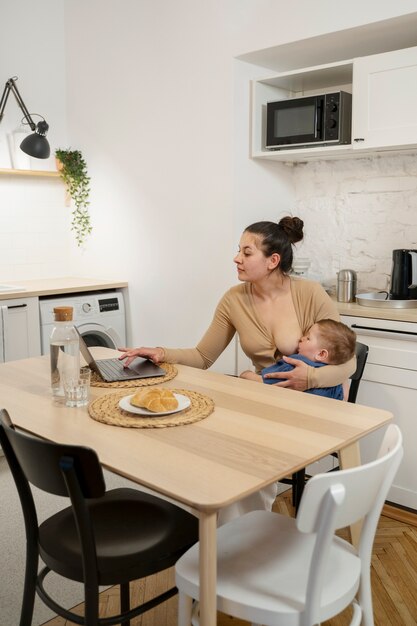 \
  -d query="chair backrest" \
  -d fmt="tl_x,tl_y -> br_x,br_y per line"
348,341 -> 369,403
0,408 -> 106,499
296,424 -> 402,624
297,424 -> 402,534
